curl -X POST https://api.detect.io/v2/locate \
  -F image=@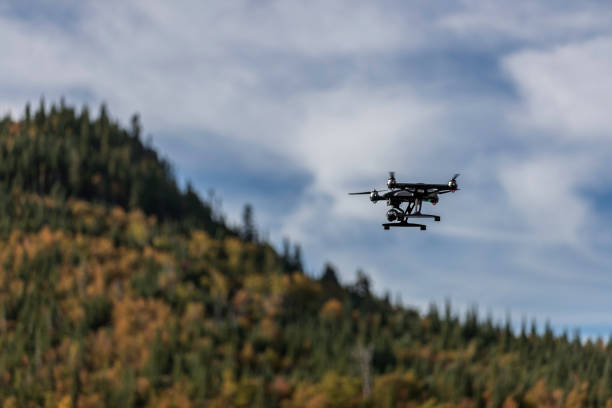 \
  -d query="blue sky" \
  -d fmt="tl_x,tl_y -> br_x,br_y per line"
2,0 -> 612,336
